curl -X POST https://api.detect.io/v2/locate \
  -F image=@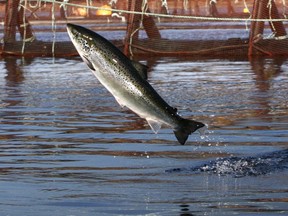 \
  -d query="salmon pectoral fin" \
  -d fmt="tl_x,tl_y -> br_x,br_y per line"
174,118 -> 205,145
